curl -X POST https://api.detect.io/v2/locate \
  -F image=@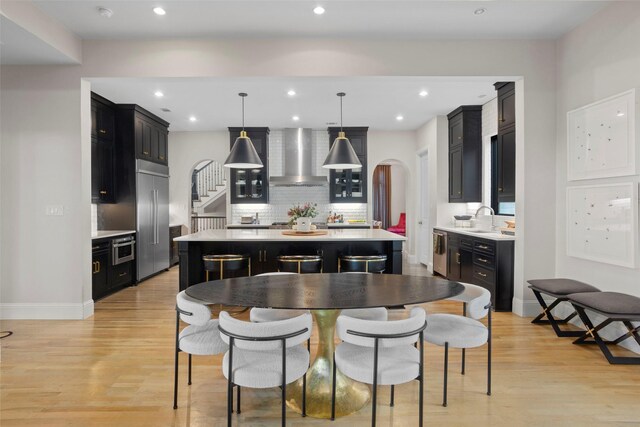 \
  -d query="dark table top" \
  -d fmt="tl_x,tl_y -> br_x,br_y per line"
185,273 -> 464,310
